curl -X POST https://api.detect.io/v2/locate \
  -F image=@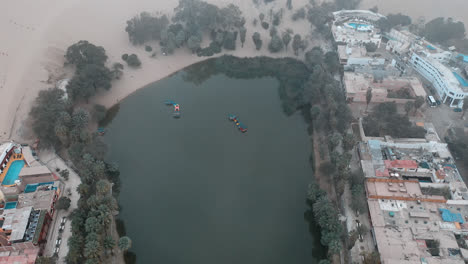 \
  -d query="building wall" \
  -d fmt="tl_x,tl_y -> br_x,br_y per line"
348,57 -> 385,66
410,52 -> 468,107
